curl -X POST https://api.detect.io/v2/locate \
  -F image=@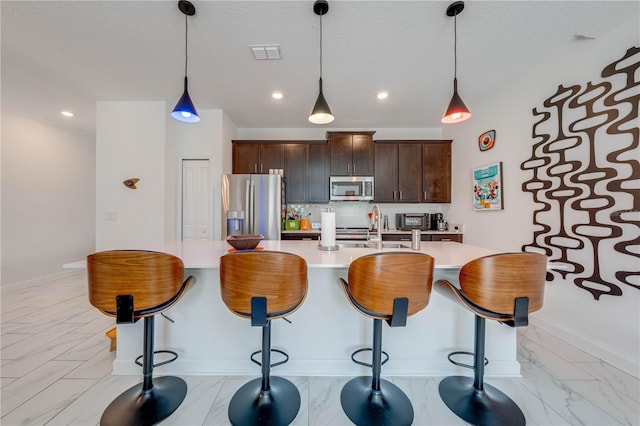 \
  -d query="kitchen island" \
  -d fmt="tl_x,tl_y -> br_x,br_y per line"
104,240 -> 521,377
